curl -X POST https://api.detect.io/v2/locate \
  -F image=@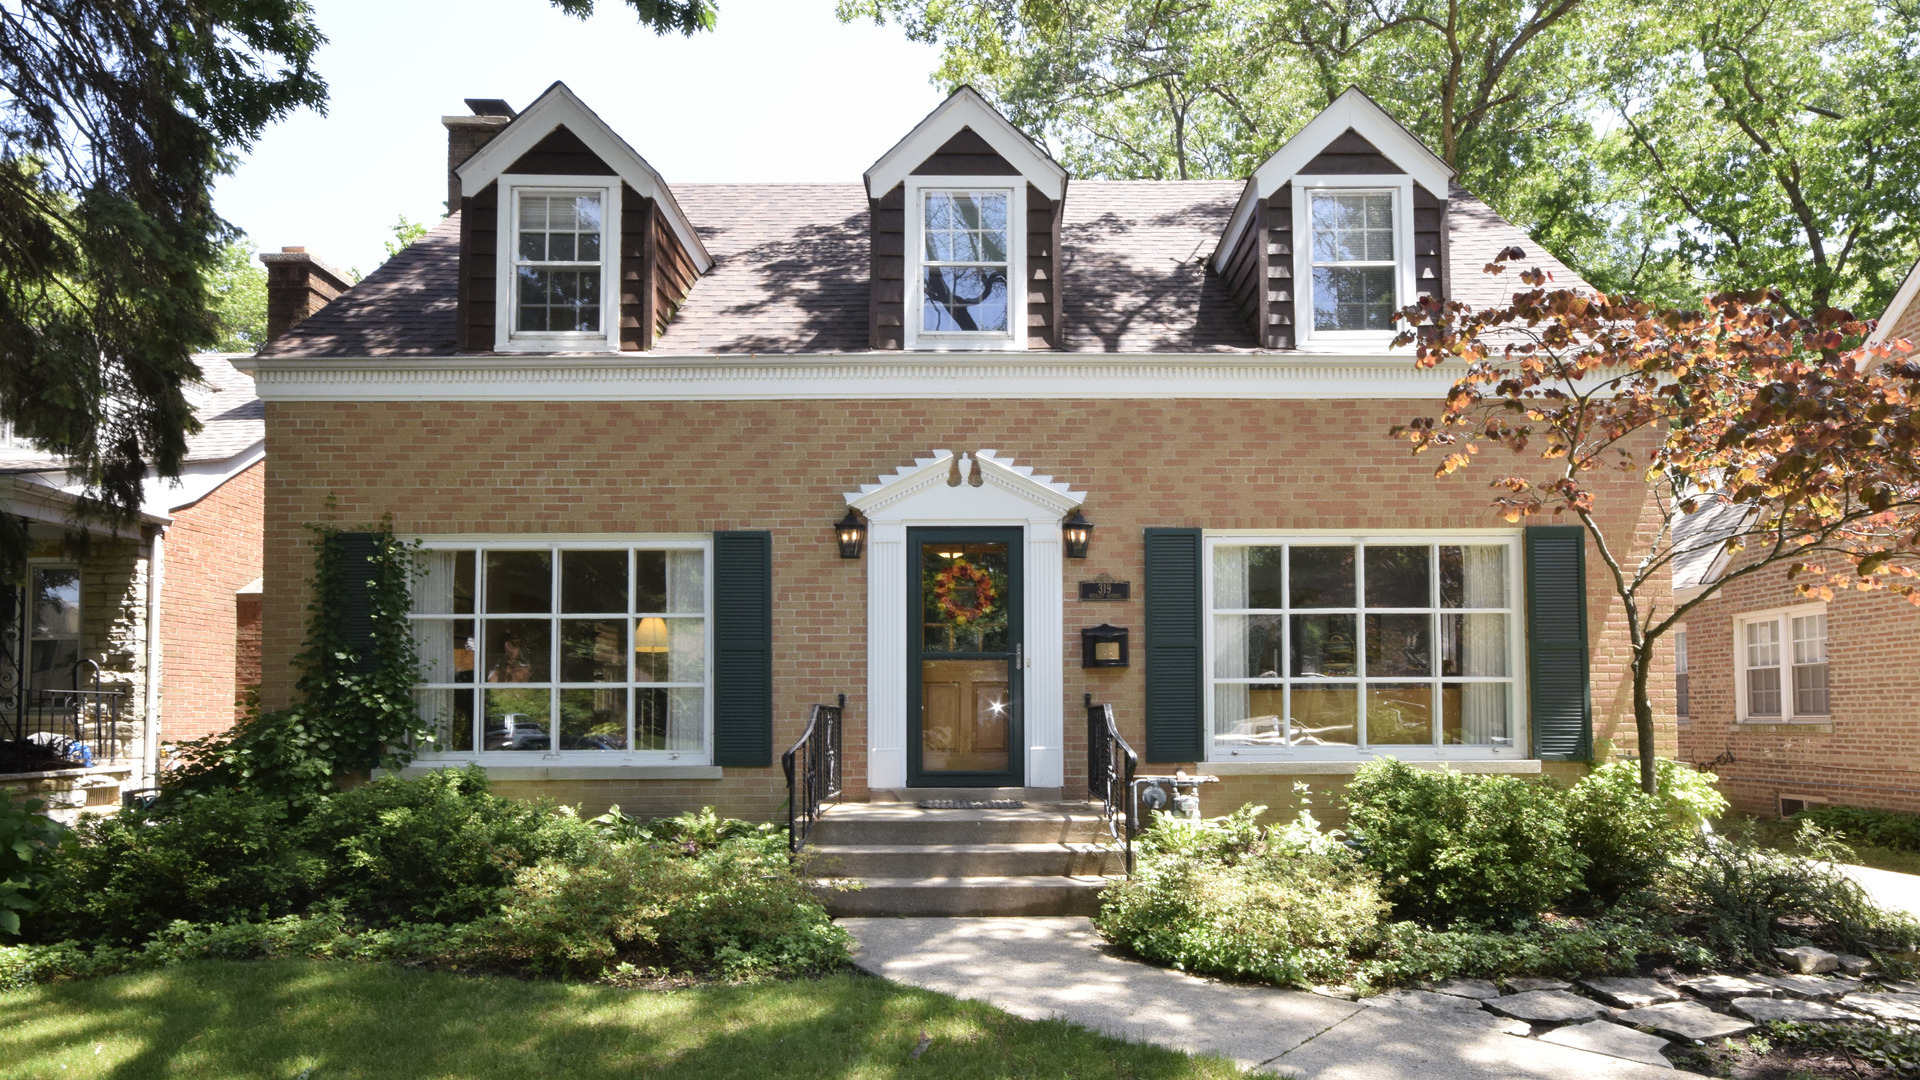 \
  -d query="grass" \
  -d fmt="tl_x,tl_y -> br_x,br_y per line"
0,959 -> 1245,1080
1739,814 -> 1920,876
